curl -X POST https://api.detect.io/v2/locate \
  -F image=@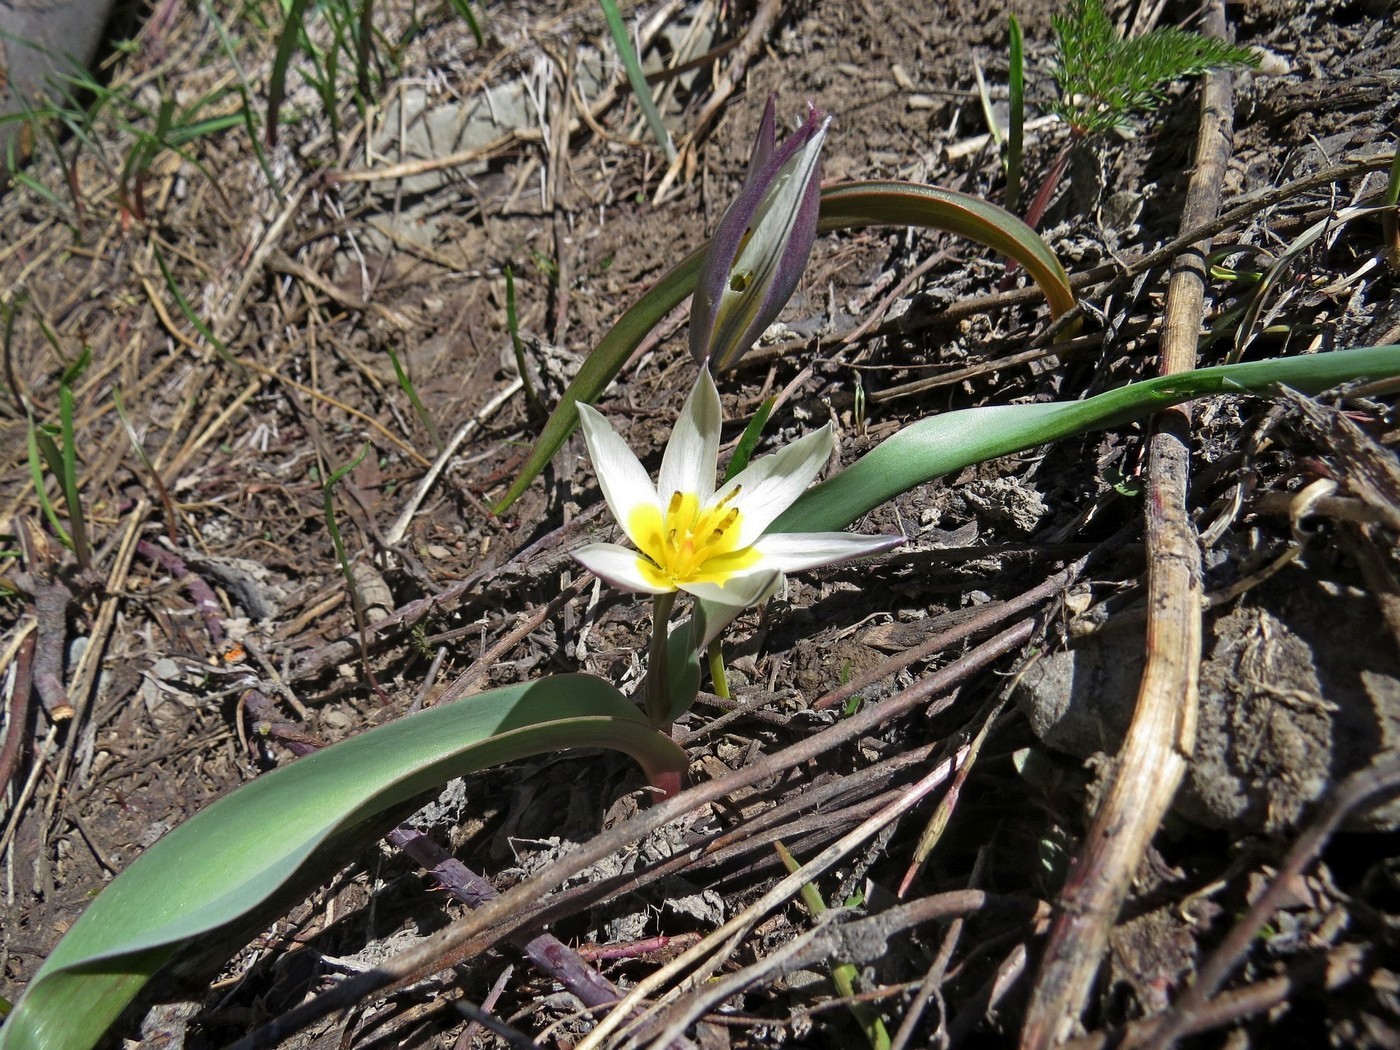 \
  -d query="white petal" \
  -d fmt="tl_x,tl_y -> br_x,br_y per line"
659,371 -> 721,504
572,543 -> 672,595
749,531 -> 903,573
718,425 -> 835,545
576,403 -> 661,544
681,568 -> 783,608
